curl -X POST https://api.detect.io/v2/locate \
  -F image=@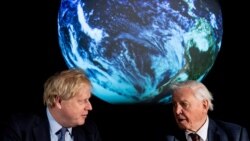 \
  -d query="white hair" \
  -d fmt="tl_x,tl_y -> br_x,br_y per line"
170,80 -> 214,111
